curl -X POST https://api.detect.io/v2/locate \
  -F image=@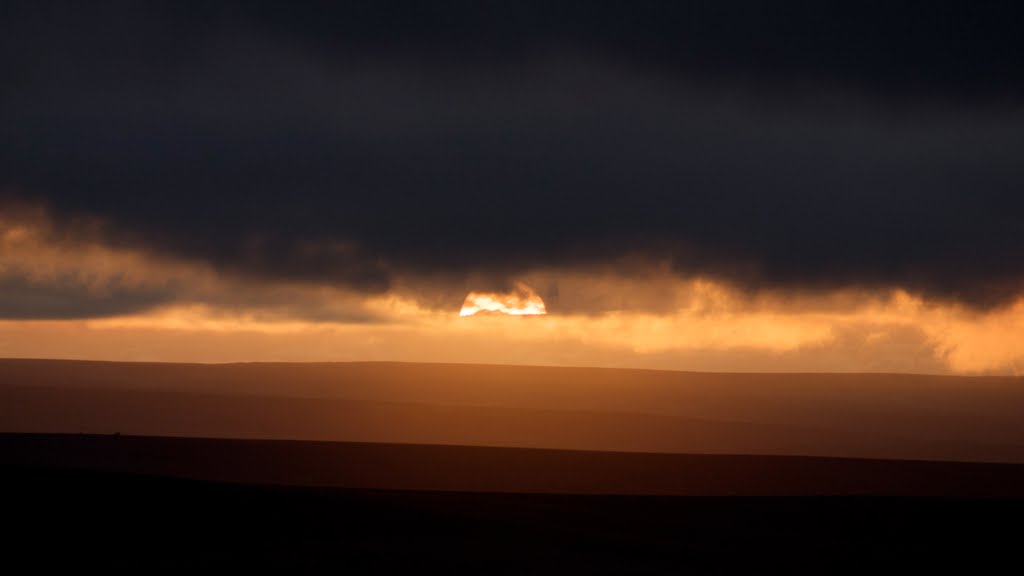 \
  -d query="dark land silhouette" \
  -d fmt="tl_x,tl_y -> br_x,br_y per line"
6,433 -> 1024,497
4,434 -> 1024,575
3,360 -> 1024,573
